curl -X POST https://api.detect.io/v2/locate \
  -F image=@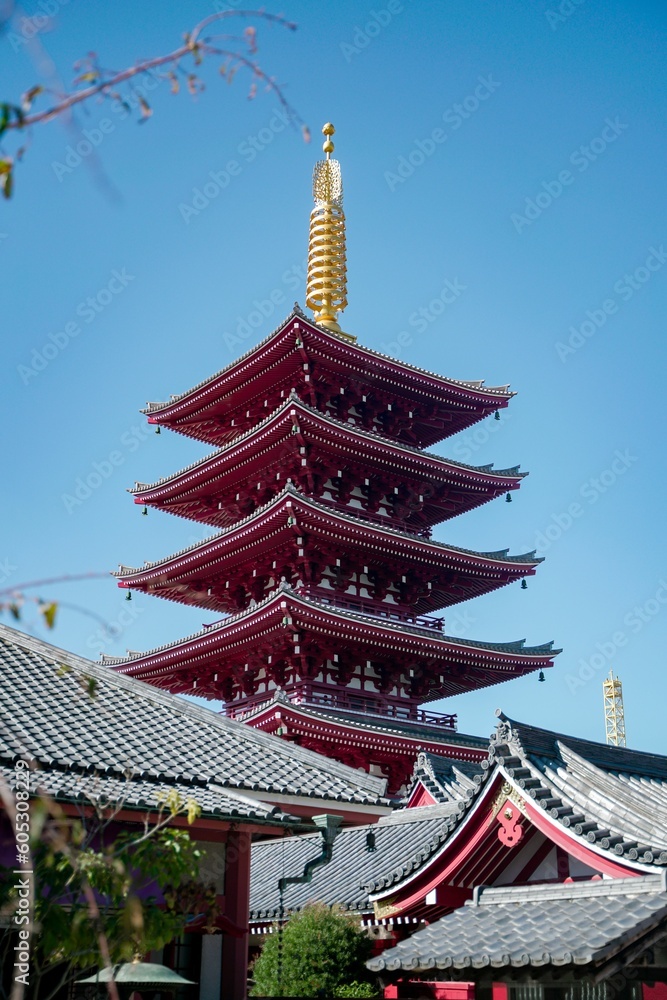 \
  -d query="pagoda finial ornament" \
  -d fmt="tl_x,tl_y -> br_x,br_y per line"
306,123 -> 354,341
